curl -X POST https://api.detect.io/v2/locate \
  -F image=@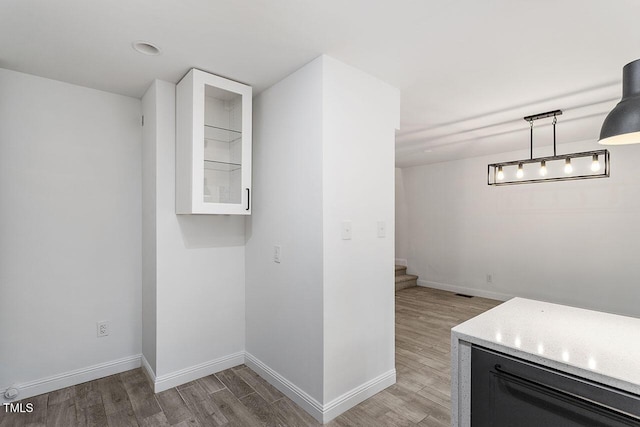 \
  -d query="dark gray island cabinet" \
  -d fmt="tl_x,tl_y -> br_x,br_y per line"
451,298 -> 640,427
